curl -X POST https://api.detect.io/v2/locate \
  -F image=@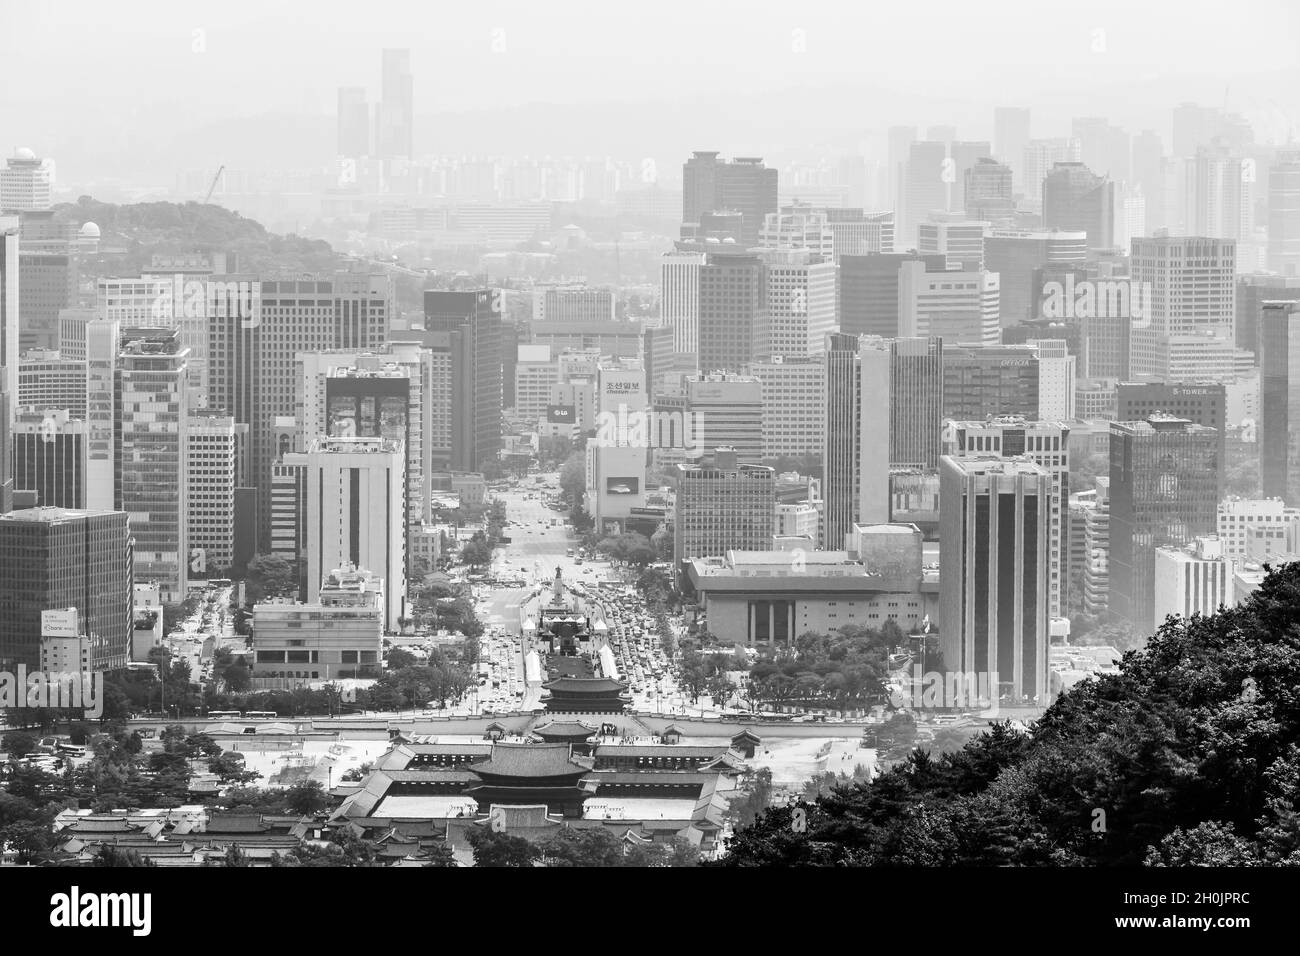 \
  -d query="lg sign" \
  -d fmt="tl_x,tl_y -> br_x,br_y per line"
547,405 -> 575,423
